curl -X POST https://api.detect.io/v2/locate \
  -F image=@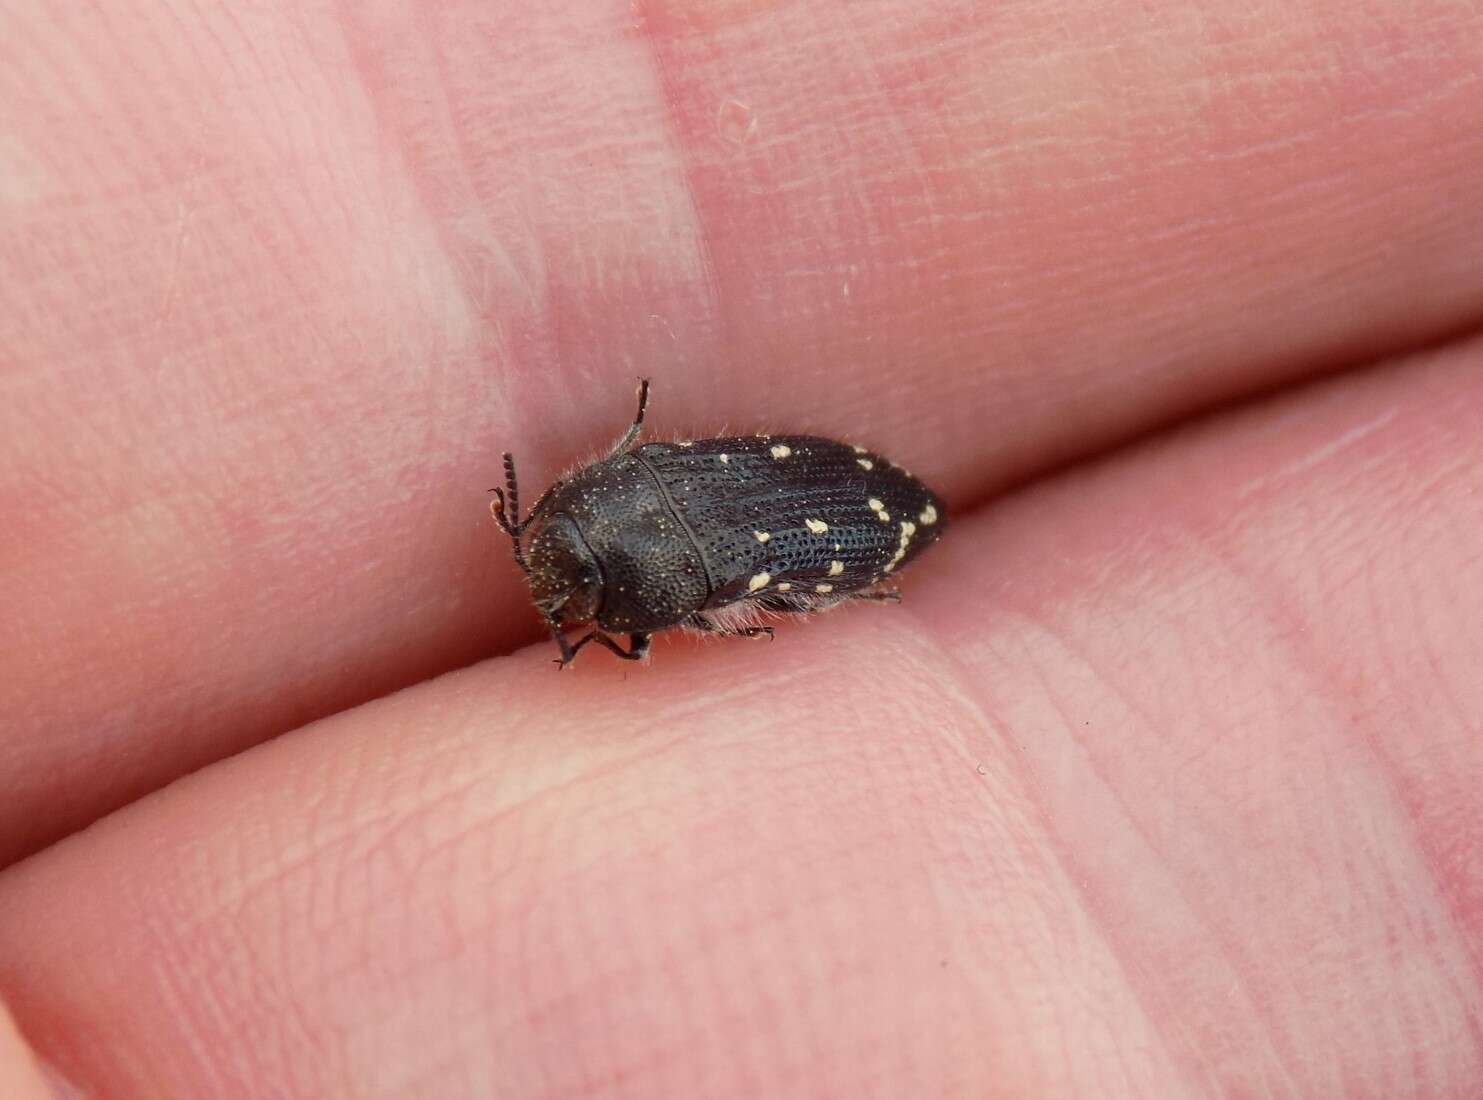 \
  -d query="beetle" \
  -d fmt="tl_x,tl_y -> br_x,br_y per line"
490,380 -> 946,666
